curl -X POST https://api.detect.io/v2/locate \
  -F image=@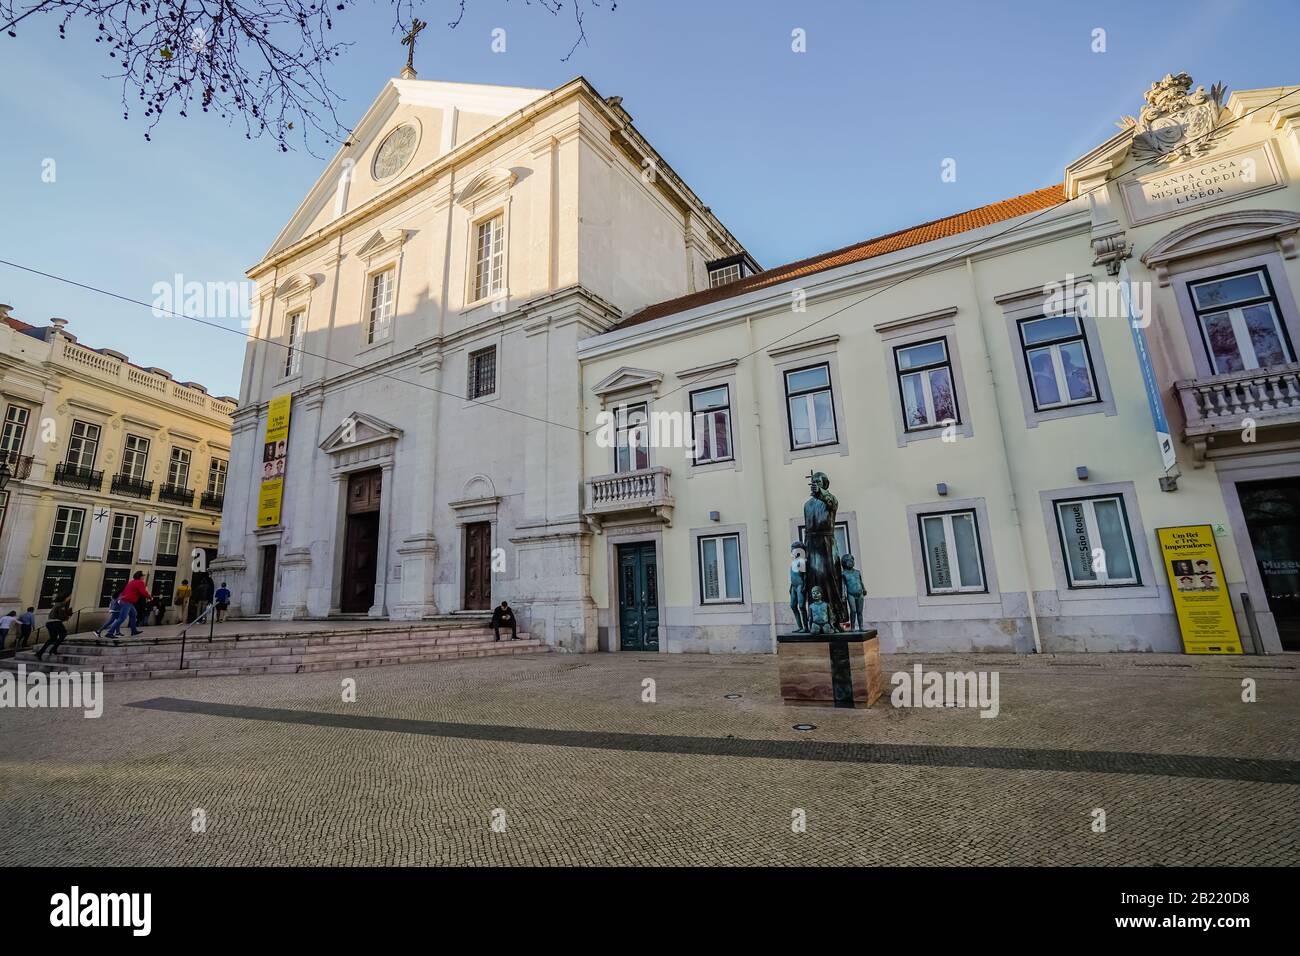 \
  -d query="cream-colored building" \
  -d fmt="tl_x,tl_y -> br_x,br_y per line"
213,71 -> 753,650
0,309 -> 235,634
578,76 -> 1300,655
